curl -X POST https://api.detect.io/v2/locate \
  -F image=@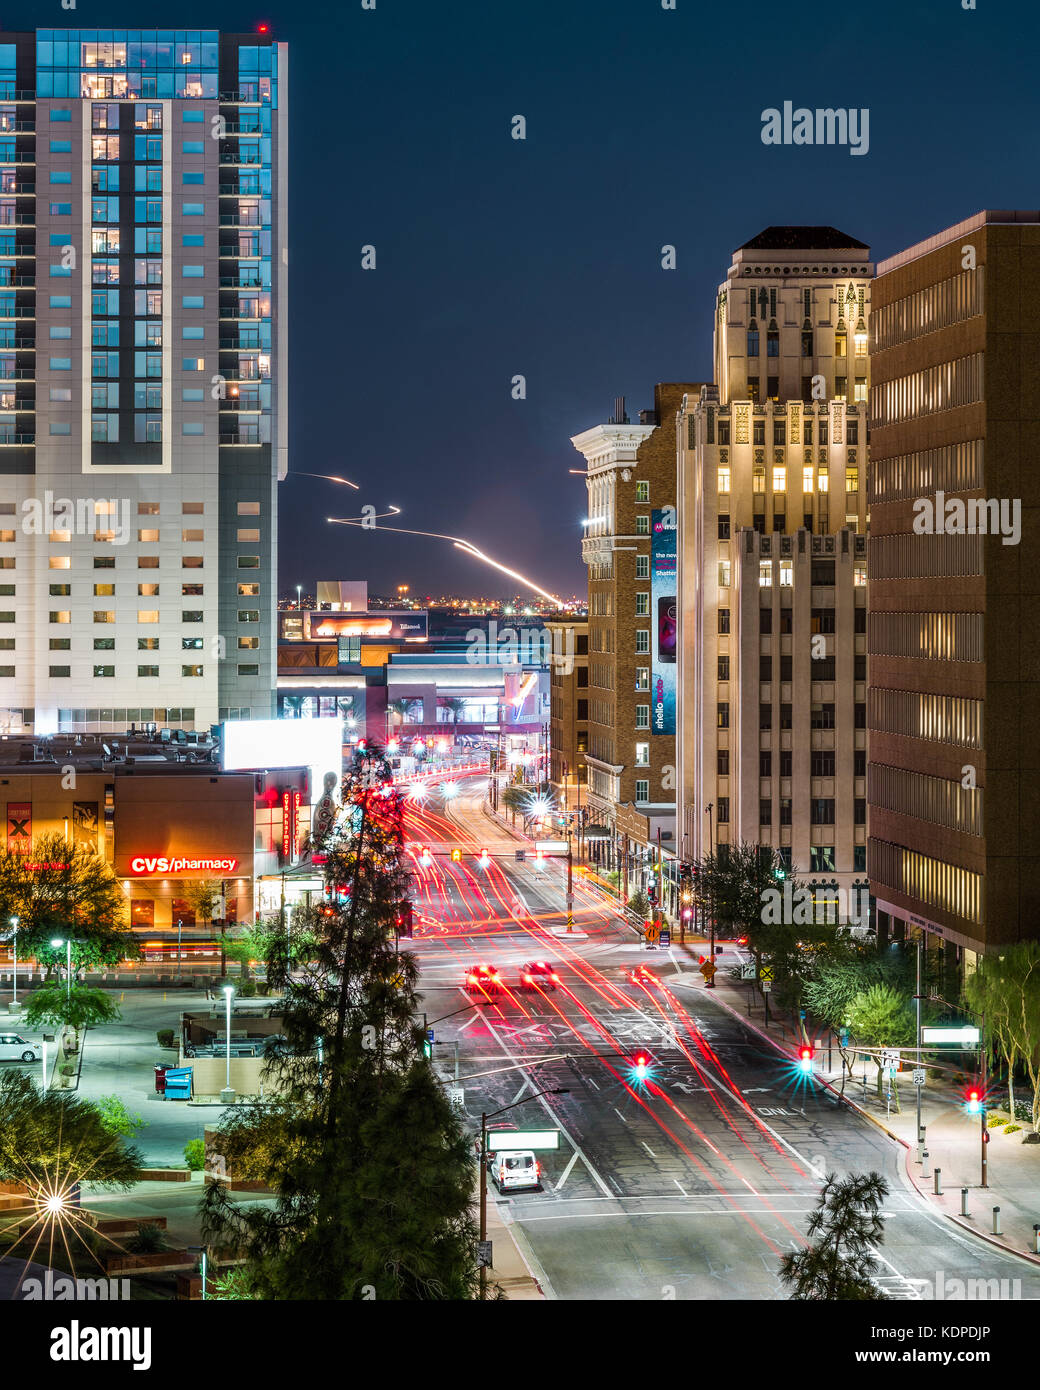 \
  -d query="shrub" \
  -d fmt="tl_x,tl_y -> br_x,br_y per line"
1004,1124 -> 1022,1134
184,1138 -> 206,1171
238,979 -> 257,998
156,1029 -> 176,1049
128,1223 -> 169,1254
95,1094 -> 144,1137
256,982 -> 269,997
